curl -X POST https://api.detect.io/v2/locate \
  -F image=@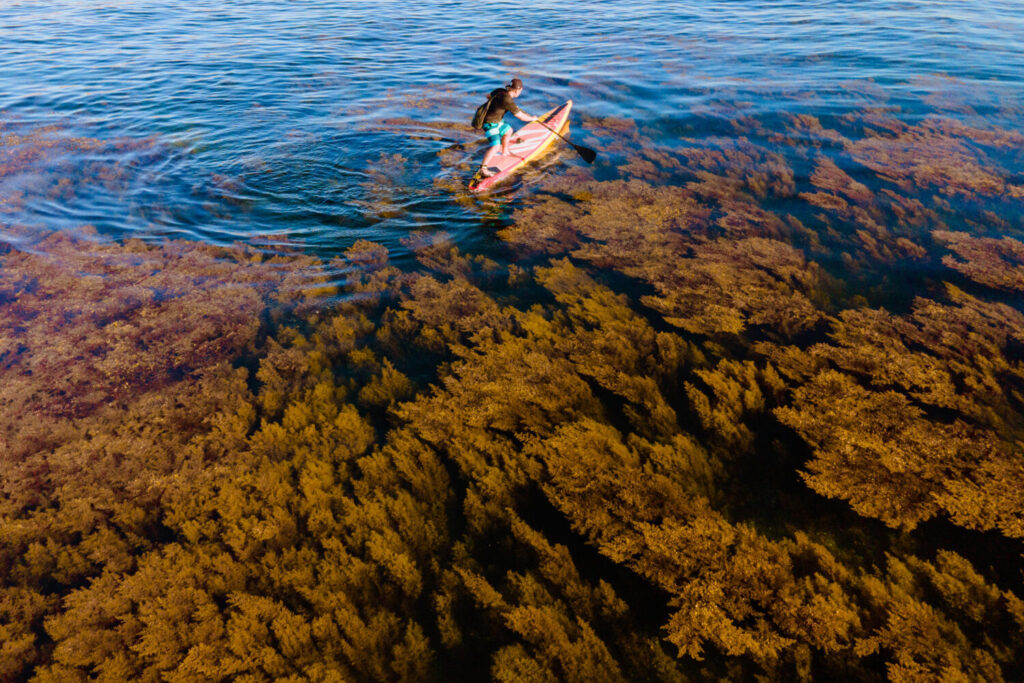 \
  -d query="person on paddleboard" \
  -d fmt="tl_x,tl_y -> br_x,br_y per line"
478,78 -> 538,177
